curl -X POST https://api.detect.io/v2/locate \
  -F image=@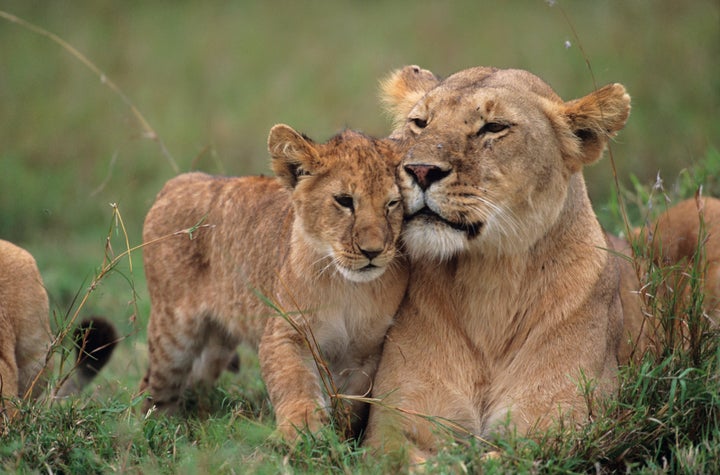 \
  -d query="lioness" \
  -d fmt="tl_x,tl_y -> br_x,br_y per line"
0,239 -> 117,425
141,125 -> 408,439
364,65 -> 631,459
